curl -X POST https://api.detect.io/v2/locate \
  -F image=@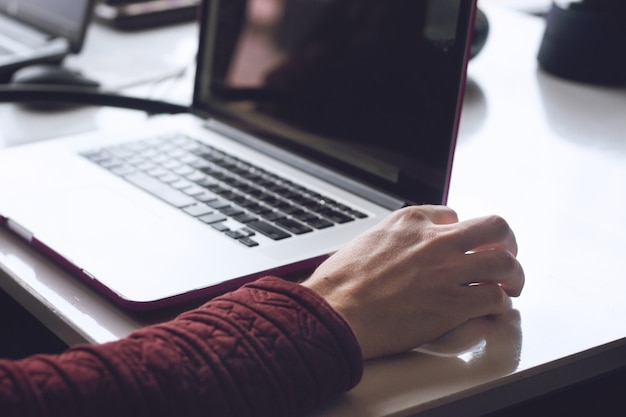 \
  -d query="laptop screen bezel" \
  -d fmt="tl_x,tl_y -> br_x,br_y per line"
191,0 -> 477,207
